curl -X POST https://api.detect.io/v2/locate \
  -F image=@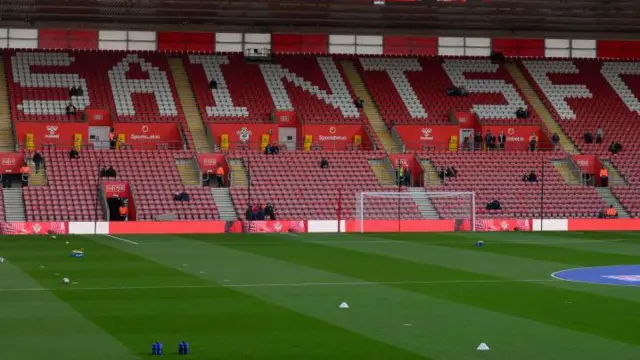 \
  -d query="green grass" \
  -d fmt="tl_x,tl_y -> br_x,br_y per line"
1,232 -> 640,359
